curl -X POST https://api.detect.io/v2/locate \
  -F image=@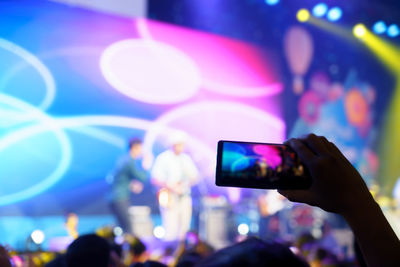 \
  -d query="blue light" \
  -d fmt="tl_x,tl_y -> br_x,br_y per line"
372,21 -> 387,35
265,0 -> 280,6
312,3 -> 328,18
327,7 -> 342,22
387,24 -> 400,37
